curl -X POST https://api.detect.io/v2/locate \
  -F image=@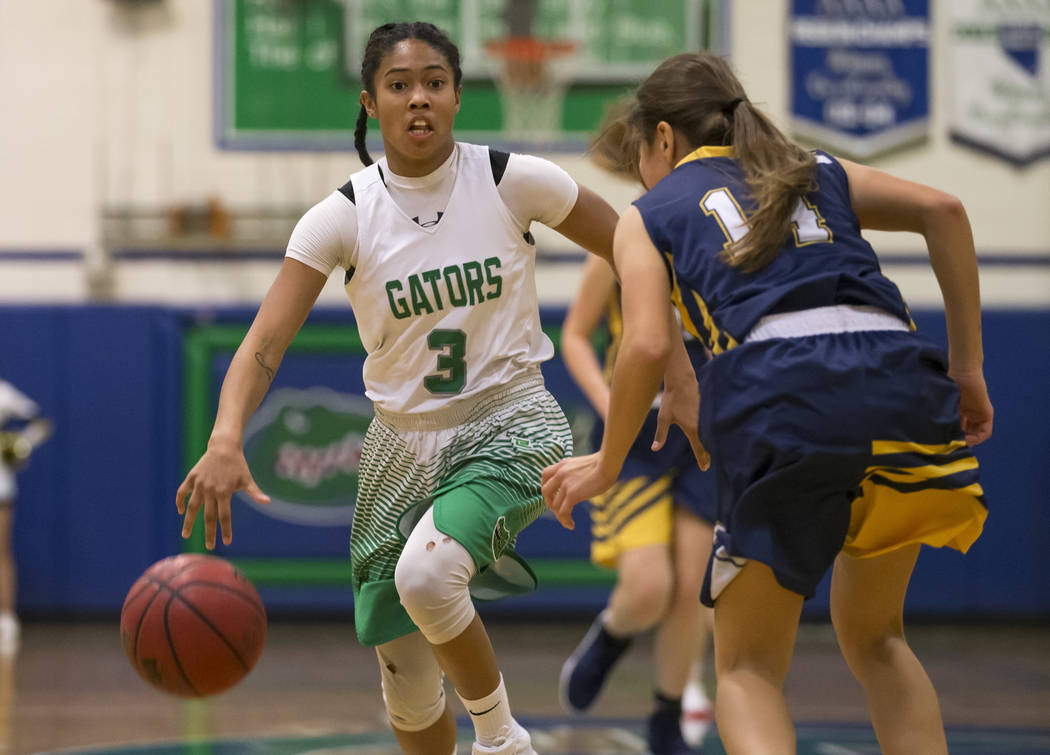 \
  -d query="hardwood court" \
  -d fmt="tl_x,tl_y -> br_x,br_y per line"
6,618 -> 1050,754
